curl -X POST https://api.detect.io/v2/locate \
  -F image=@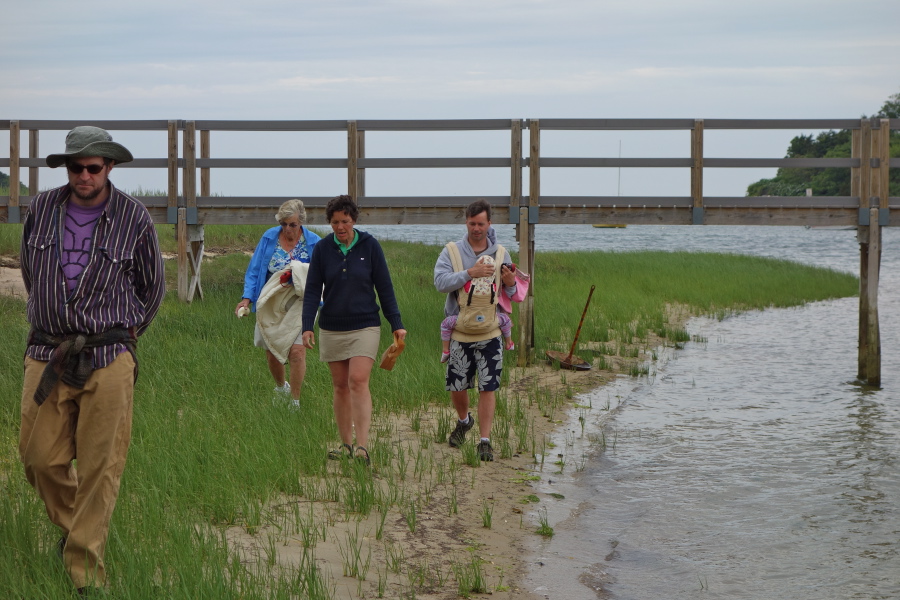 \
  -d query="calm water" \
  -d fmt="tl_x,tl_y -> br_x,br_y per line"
366,223 -> 900,600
